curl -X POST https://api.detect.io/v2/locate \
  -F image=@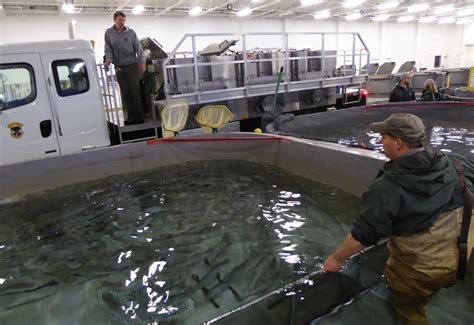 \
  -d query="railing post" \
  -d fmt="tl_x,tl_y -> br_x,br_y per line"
97,64 -> 112,123
367,51 -> 370,73
285,33 -> 290,90
108,66 -> 121,127
343,50 -> 346,75
163,60 -> 170,101
243,34 -> 248,97
352,33 -> 356,76
105,65 -> 123,143
321,33 -> 325,86
192,35 -> 200,103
